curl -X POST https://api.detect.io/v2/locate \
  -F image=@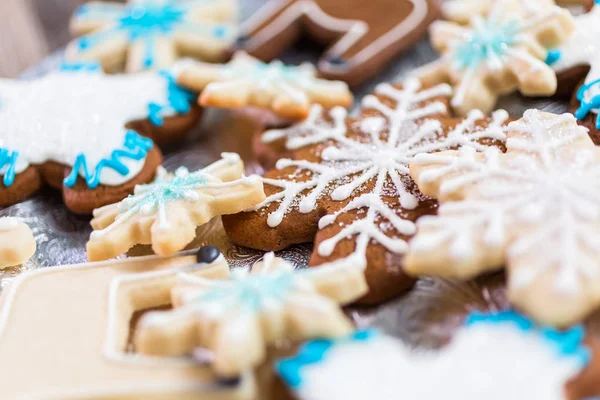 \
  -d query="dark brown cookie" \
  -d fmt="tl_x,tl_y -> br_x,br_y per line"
234,0 -> 440,86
